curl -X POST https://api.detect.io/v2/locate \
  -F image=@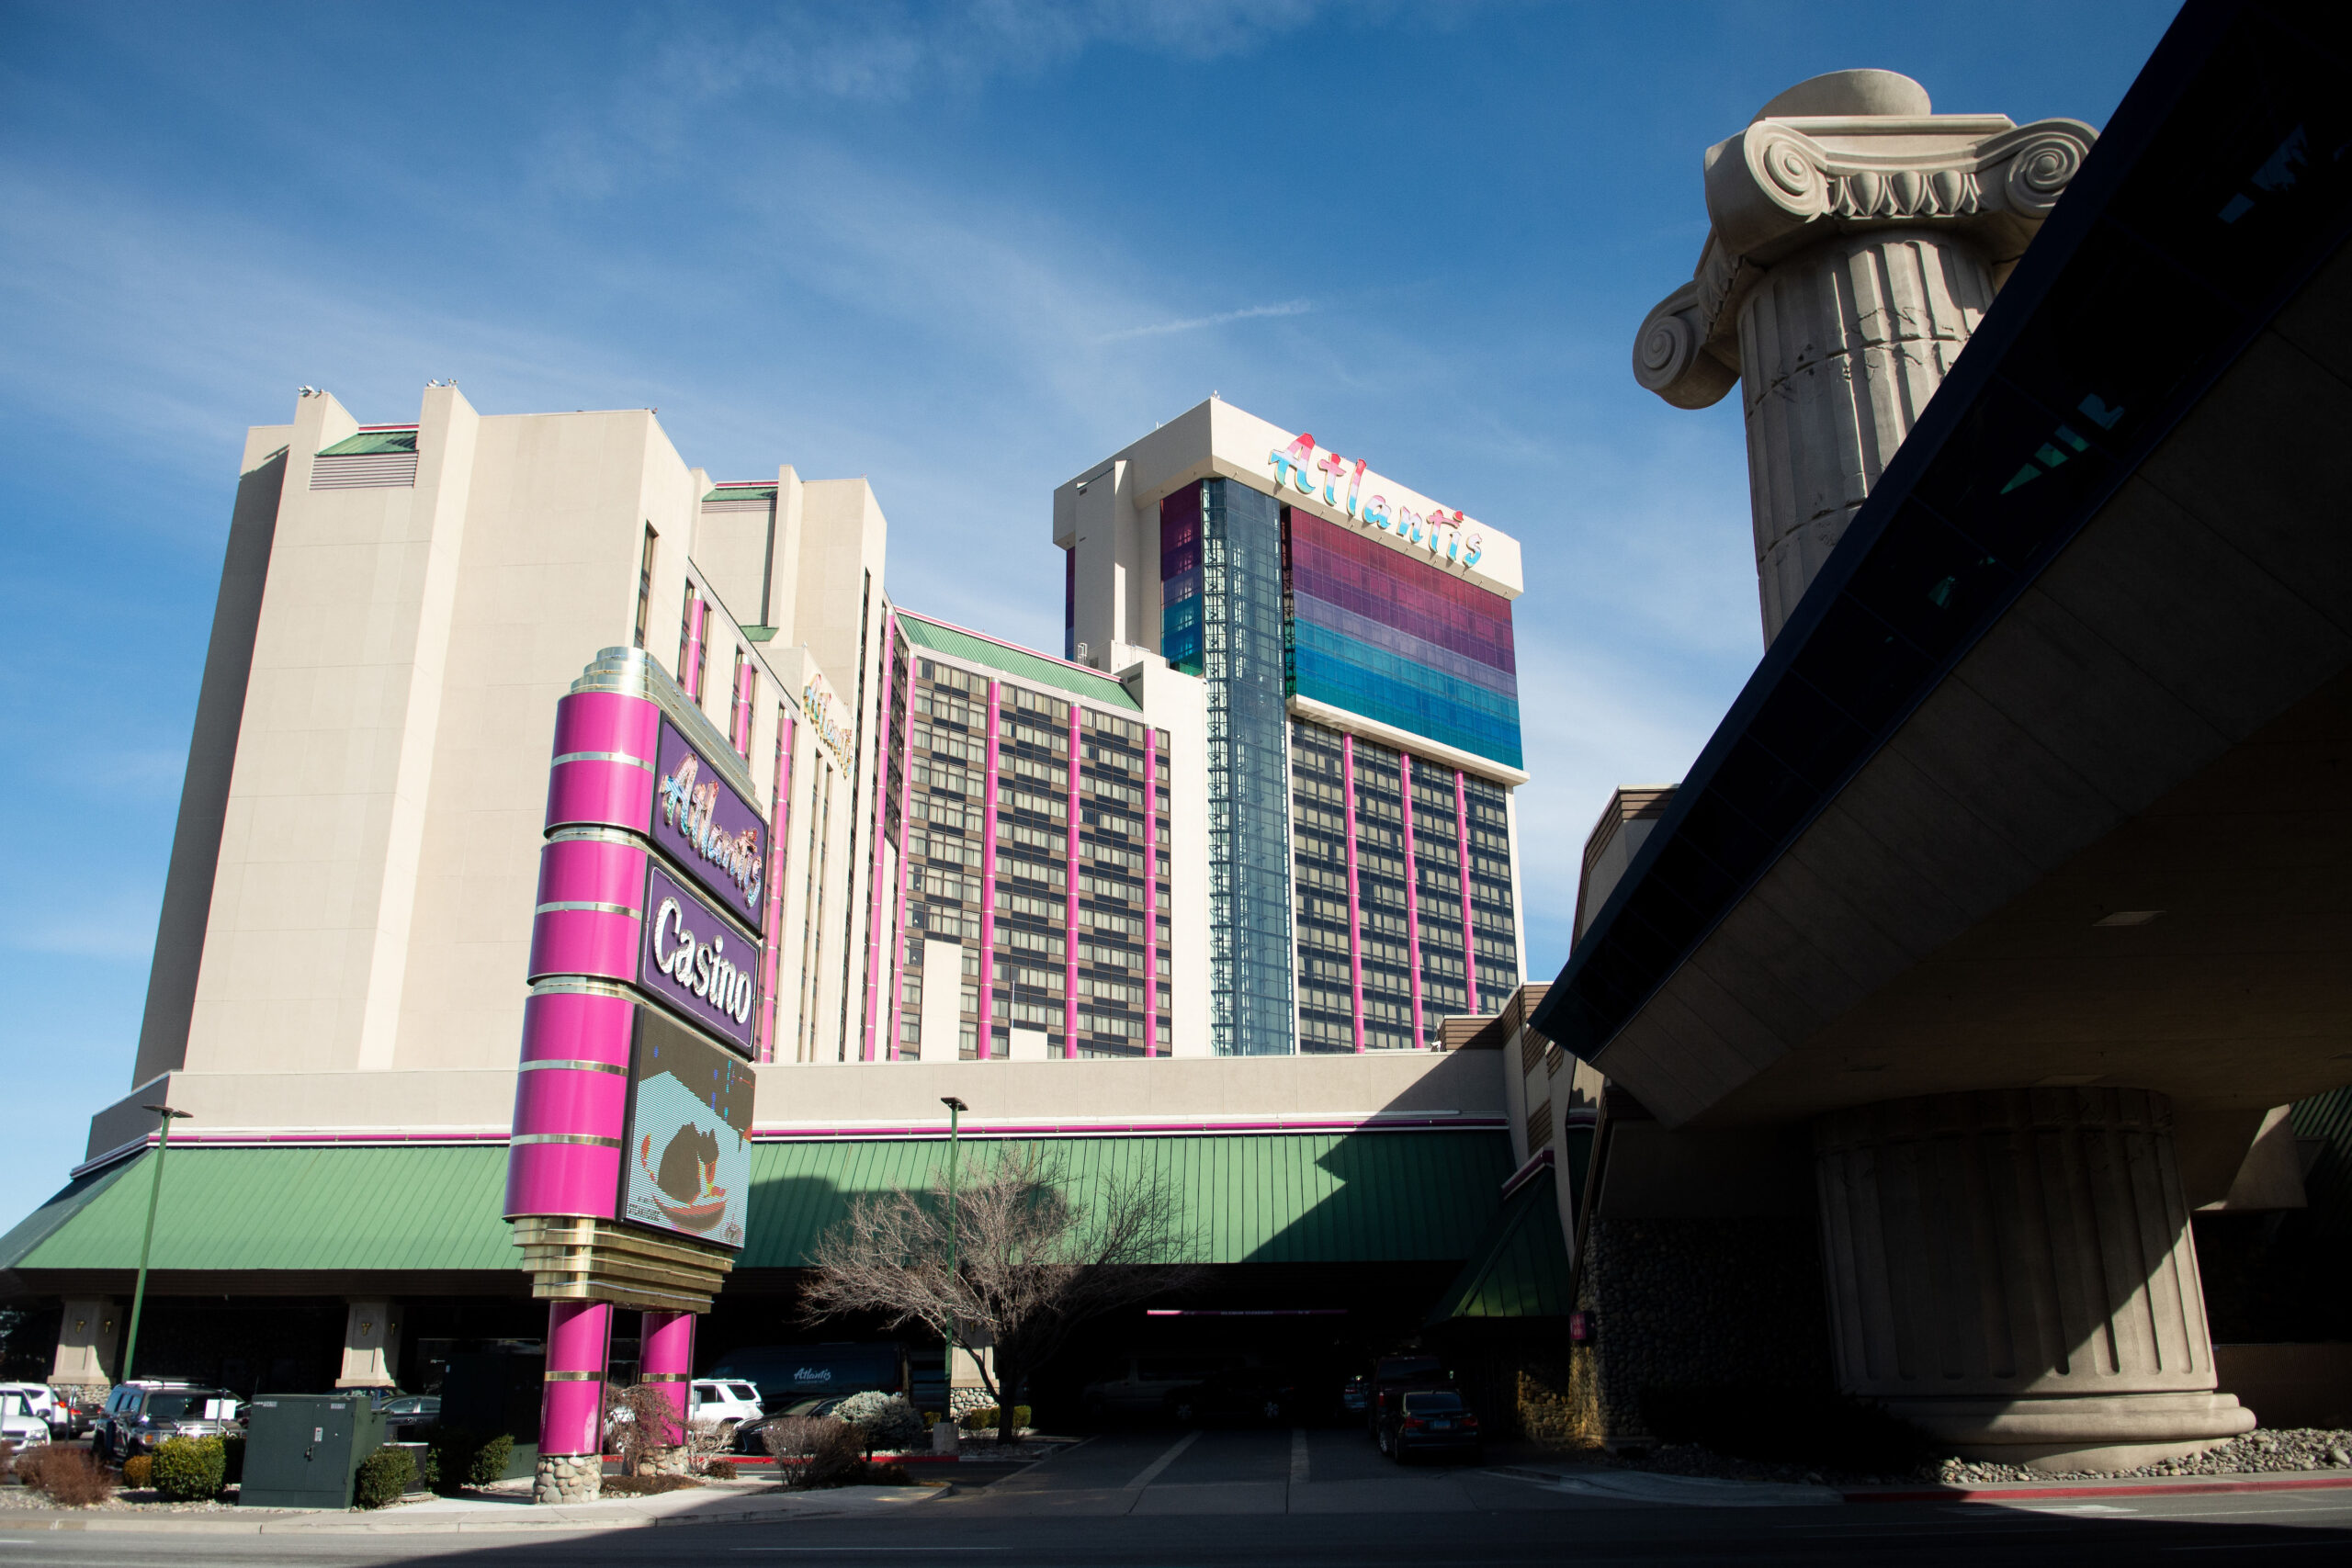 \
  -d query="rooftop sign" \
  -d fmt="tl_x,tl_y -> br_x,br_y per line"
1265,434 -> 1485,571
